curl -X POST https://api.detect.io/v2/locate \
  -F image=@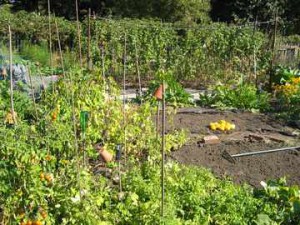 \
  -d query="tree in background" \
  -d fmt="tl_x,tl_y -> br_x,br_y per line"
284,0 -> 300,35
110,0 -> 211,24
10,0 -> 107,19
4,0 -> 299,34
211,0 -> 299,34
9,0 -> 211,24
